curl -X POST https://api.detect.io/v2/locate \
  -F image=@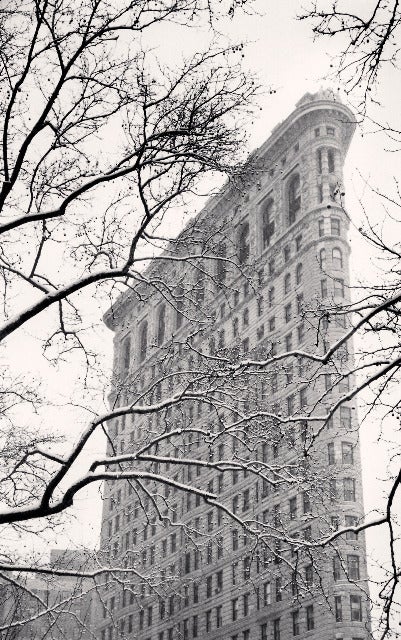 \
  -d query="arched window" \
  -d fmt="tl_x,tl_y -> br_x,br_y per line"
332,247 -> 343,269
319,248 -> 326,270
328,149 -> 335,173
238,221 -> 250,264
261,198 -> 275,249
139,321 -> 148,362
157,305 -> 166,346
288,174 -> 301,225
296,263 -> 303,285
